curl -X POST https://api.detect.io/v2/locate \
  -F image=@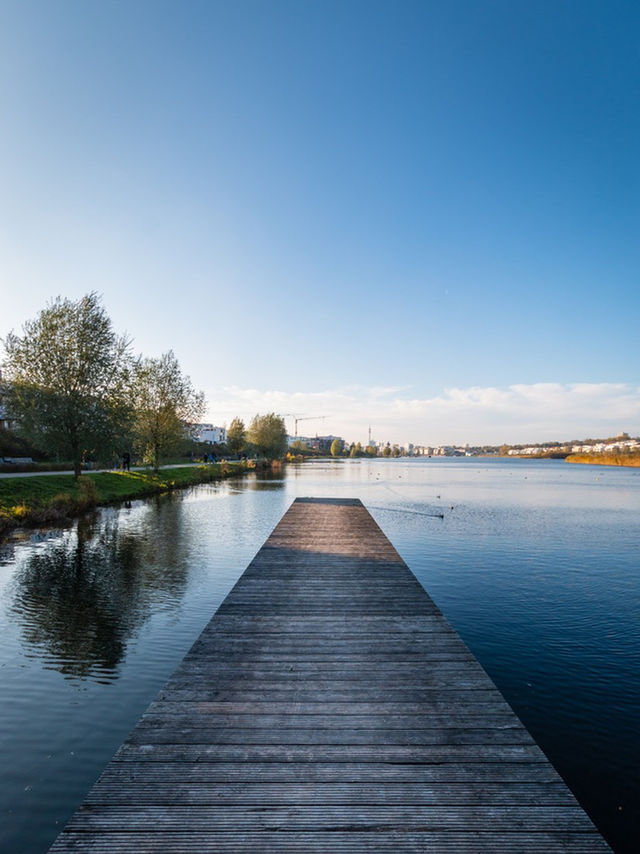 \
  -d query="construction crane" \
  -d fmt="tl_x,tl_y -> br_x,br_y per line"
279,414 -> 300,437
280,414 -> 330,438
293,415 -> 329,438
